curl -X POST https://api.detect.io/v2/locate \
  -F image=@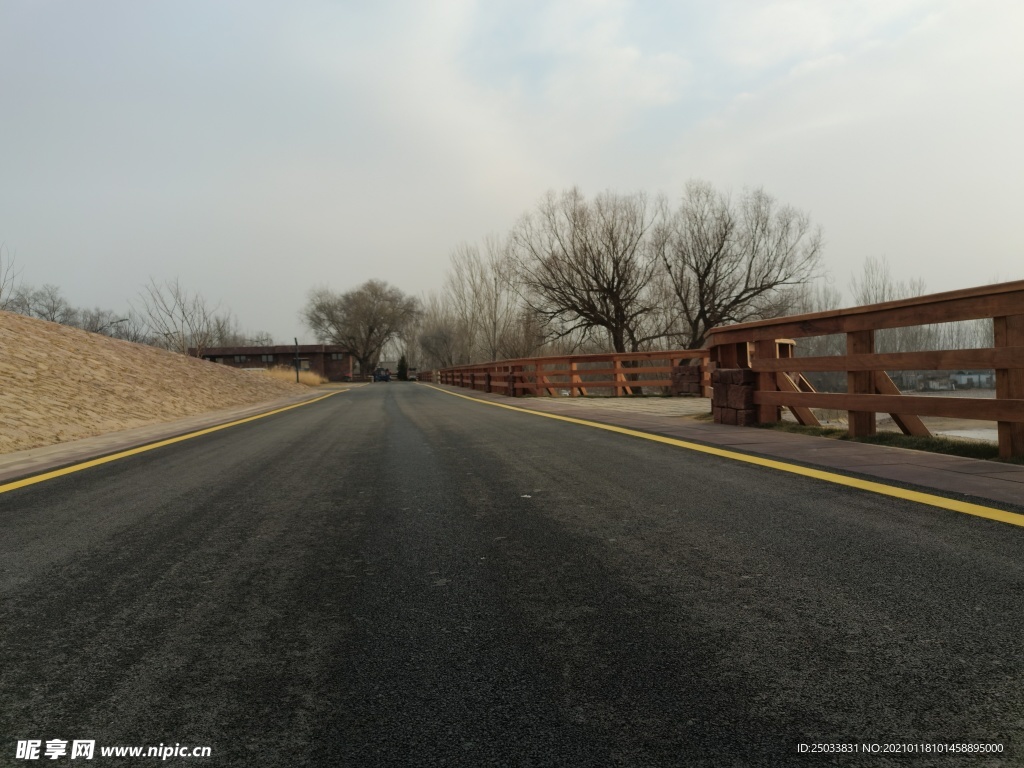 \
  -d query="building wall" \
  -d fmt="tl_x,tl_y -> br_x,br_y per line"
194,345 -> 356,381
